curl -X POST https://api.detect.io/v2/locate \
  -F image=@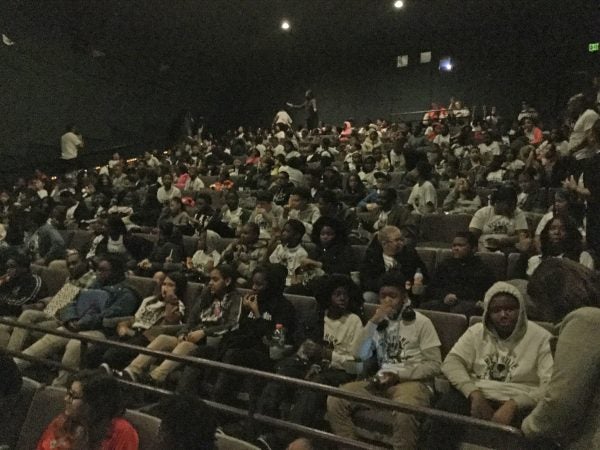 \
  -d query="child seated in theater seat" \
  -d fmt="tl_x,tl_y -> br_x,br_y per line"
251,274 -> 363,450
421,231 -> 495,317
424,281 -> 553,449
268,219 -> 308,288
